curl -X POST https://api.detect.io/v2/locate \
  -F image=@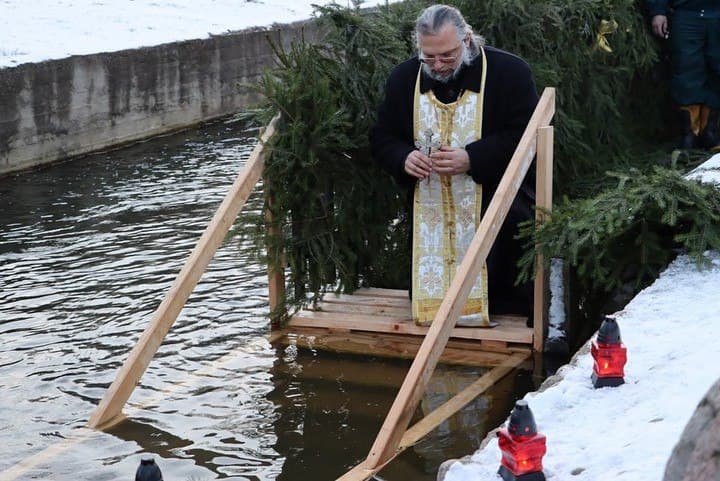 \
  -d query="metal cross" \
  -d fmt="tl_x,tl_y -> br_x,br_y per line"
415,128 -> 440,183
